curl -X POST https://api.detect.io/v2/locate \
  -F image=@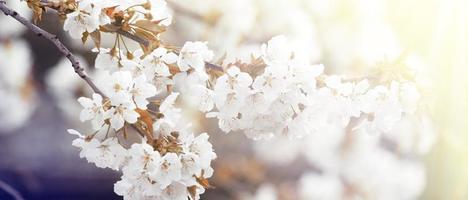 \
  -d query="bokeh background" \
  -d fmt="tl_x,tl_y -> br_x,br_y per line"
0,0 -> 467,199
